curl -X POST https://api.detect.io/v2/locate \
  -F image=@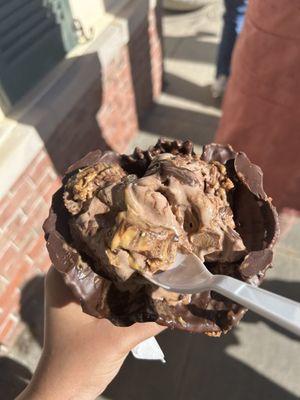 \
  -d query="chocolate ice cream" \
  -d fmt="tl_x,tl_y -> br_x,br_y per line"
43,139 -> 279,336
